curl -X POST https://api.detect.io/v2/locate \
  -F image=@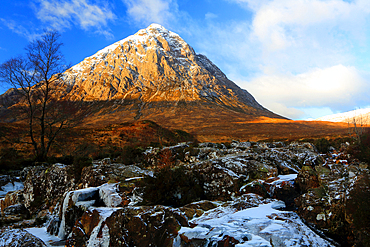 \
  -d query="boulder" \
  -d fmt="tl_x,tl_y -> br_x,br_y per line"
80,163 -> 151,187
192,154 -> 278,201
3,204 -> 29,218
67,208 -> 116,247
0,190 -> 24,214
240,174 -> 300,209
179,200 -> 218,220
0,229 -> 46,247
105,205 -> 188,247
56,187 -> 100,239
294,150 -> 369,246
22,164 -> 75,211
295,166 -> 320,193
54,182 -> 128,240
176,194 -> 334,247
67,205 -> 189,247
